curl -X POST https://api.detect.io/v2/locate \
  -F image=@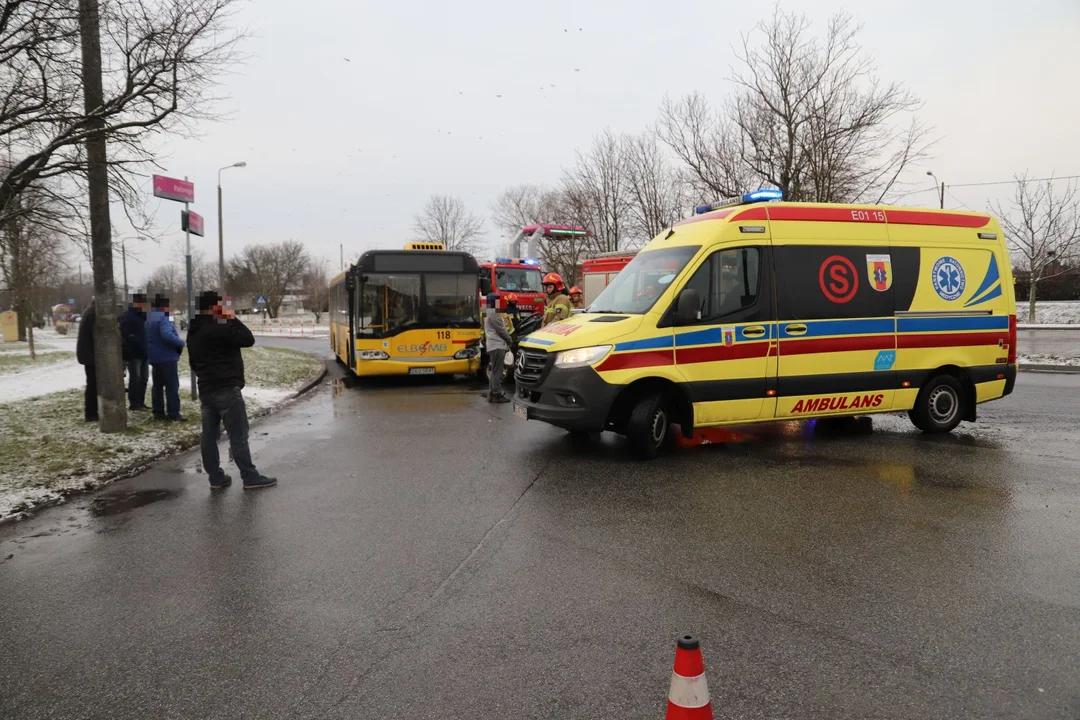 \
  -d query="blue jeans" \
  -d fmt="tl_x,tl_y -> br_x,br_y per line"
151,362 -> 181,417
199,386 -> 259,483
127,358 -> 148,409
